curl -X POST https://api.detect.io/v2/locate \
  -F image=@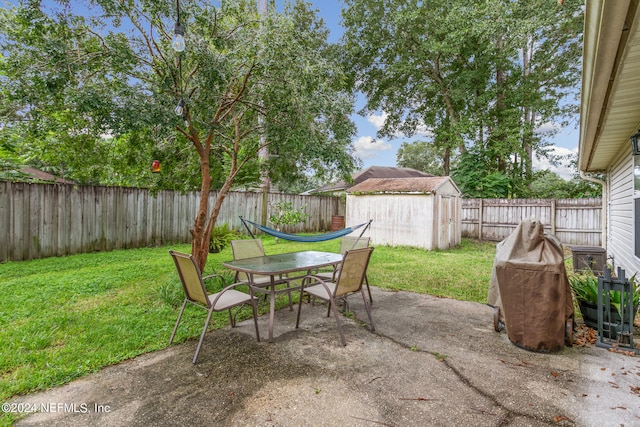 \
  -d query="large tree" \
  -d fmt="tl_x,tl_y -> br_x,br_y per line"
396,140 -> 446,176
341,0 -> 582,196
0,0 -> 358,270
